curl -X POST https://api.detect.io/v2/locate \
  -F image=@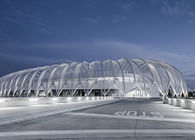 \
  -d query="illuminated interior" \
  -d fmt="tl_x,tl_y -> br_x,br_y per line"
0,58 -> 188,98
